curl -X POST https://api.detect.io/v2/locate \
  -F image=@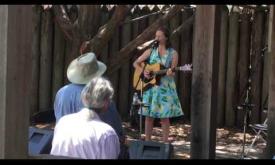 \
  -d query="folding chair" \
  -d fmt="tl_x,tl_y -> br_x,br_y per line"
247,117 -> 268,152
